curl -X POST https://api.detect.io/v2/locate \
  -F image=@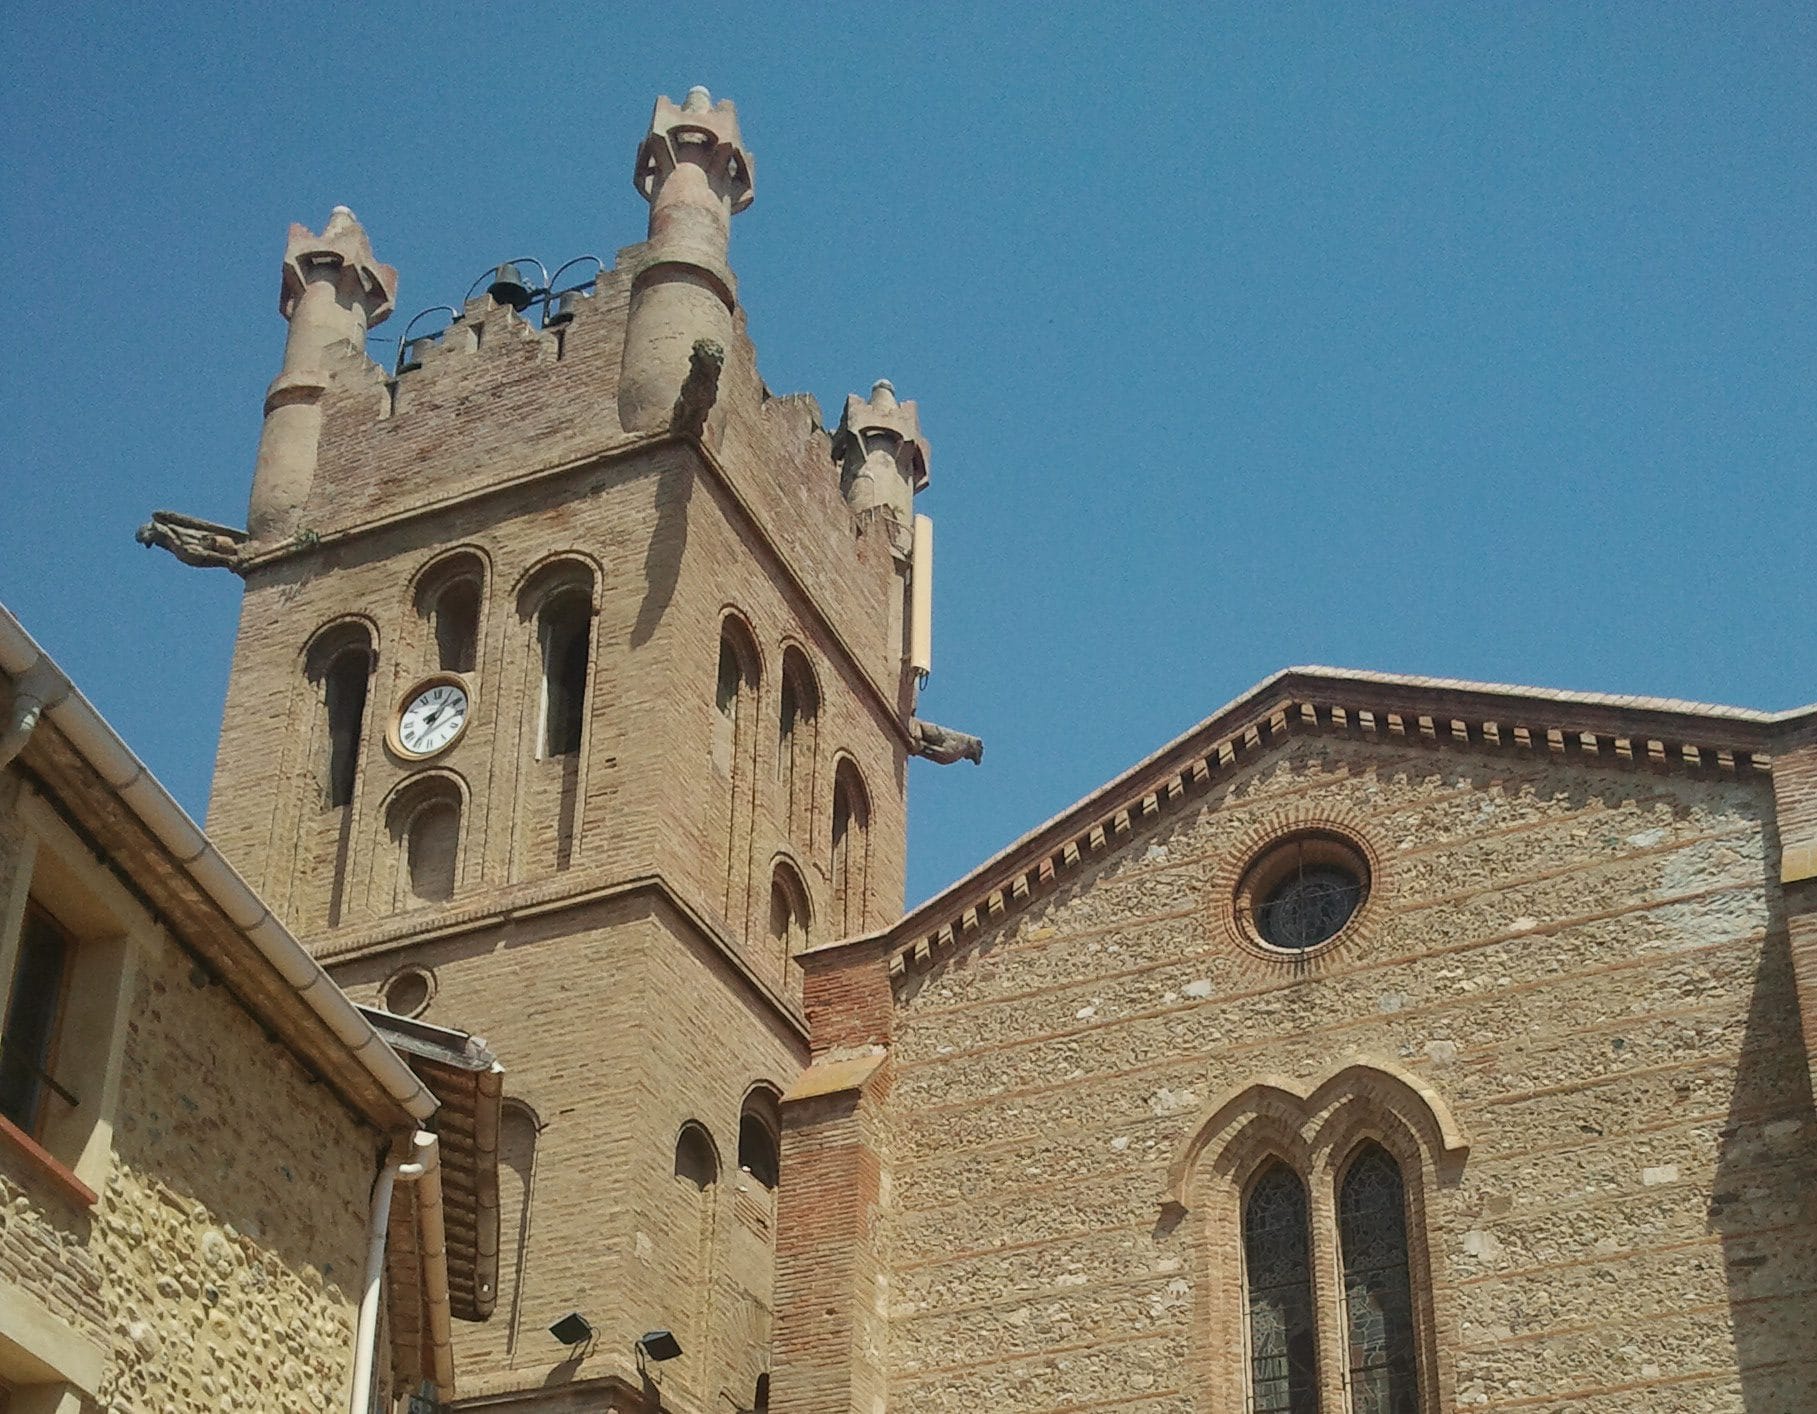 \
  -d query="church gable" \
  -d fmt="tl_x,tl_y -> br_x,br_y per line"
861,680 -> 1808,1413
